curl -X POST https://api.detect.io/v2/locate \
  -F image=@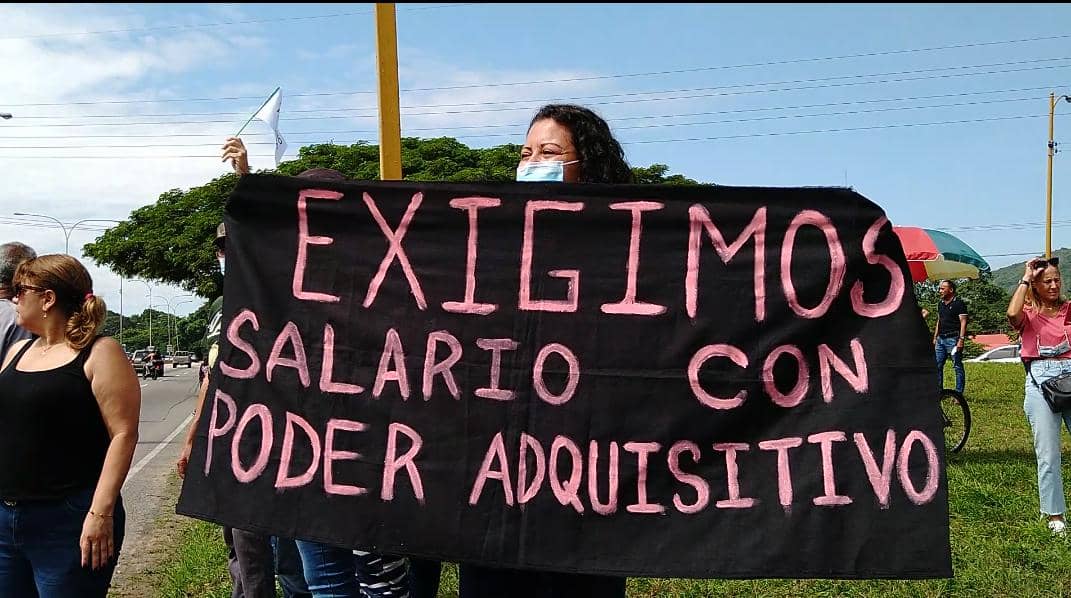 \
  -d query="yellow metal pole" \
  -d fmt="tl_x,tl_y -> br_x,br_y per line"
375,3 -> 403,180
1047,92 -> 1056,258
